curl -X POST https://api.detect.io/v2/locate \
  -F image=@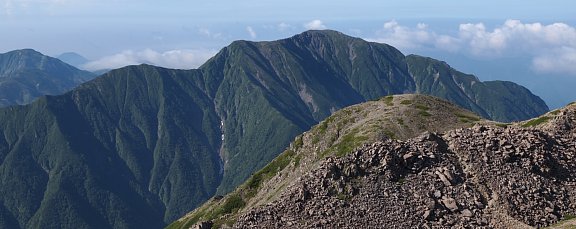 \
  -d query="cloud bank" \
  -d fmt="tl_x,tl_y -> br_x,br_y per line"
82,49 -> 217,71
304,20 -> 327,30
371,20 -> 576,75
533,47 -> 576,75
